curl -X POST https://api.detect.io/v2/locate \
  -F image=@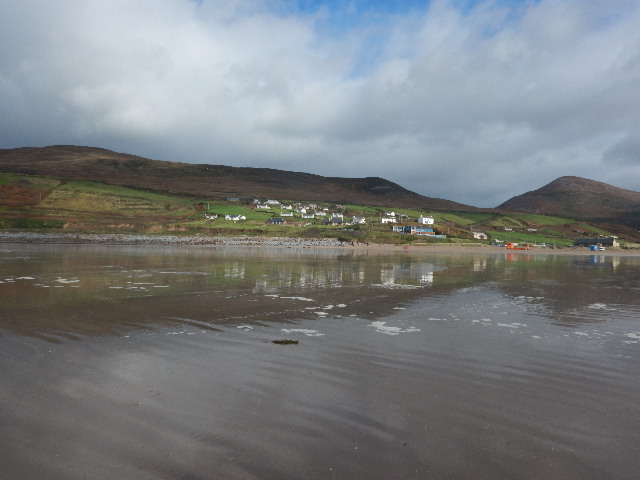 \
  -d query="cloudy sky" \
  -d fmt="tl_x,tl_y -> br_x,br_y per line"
1,0 -> 639,207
